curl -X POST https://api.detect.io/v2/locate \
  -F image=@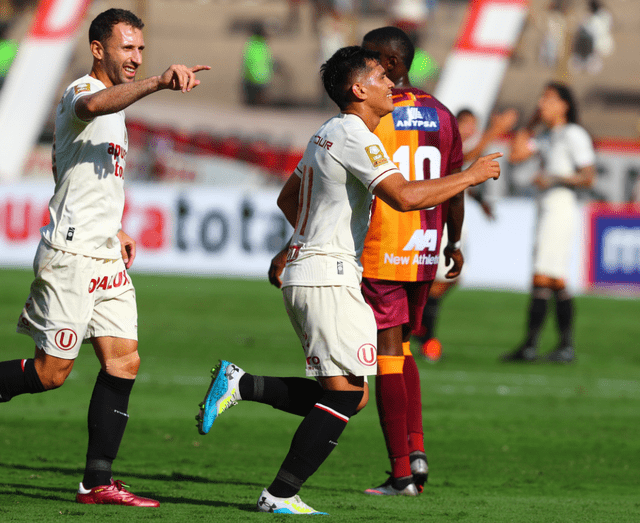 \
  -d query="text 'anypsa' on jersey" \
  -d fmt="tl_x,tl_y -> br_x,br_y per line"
392,106 -> 440,131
